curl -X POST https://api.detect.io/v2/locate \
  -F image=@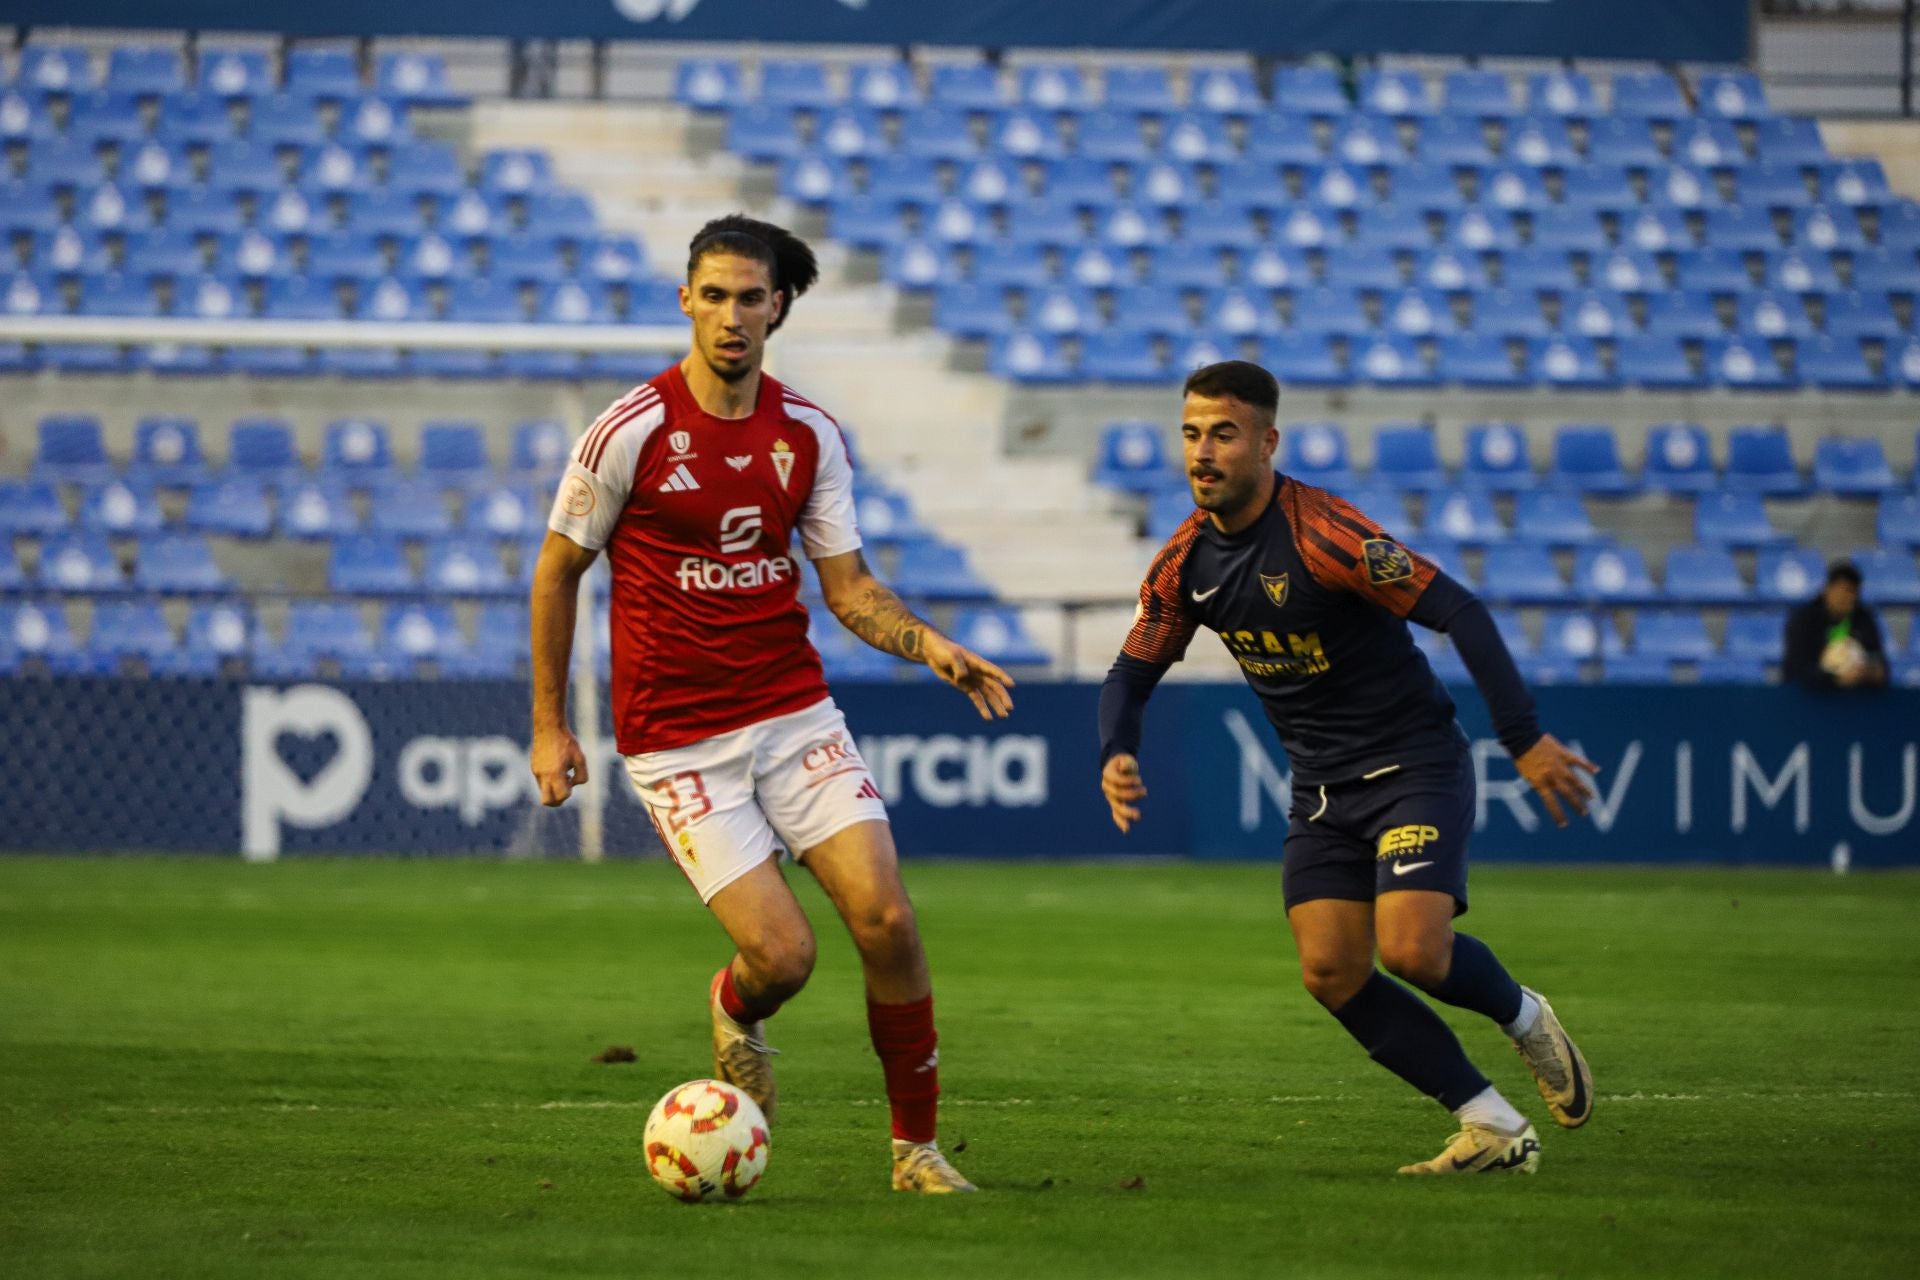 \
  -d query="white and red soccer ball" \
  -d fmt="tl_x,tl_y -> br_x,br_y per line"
644,1079 -> 770,1202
